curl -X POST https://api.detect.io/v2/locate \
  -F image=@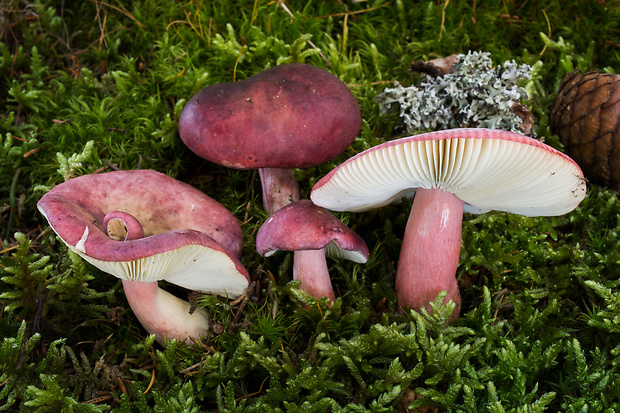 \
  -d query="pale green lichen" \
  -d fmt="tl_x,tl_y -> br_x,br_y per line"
376,51 -> 533,134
